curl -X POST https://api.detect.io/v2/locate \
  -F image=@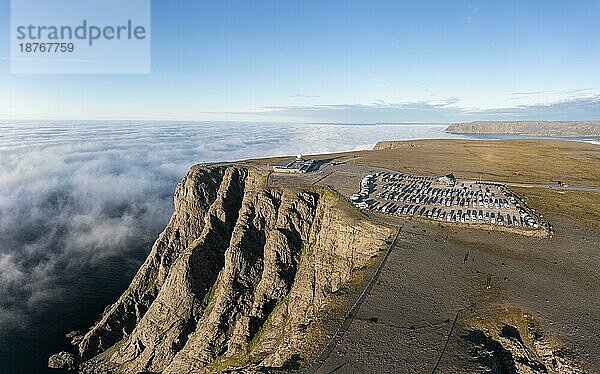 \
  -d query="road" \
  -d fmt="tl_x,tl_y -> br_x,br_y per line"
504,182 -> 600,192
